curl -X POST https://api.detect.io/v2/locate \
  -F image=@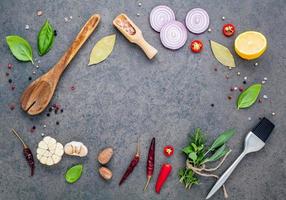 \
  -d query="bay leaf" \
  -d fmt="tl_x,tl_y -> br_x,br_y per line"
210,40 -> 235,68
88,34 -> 116,65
